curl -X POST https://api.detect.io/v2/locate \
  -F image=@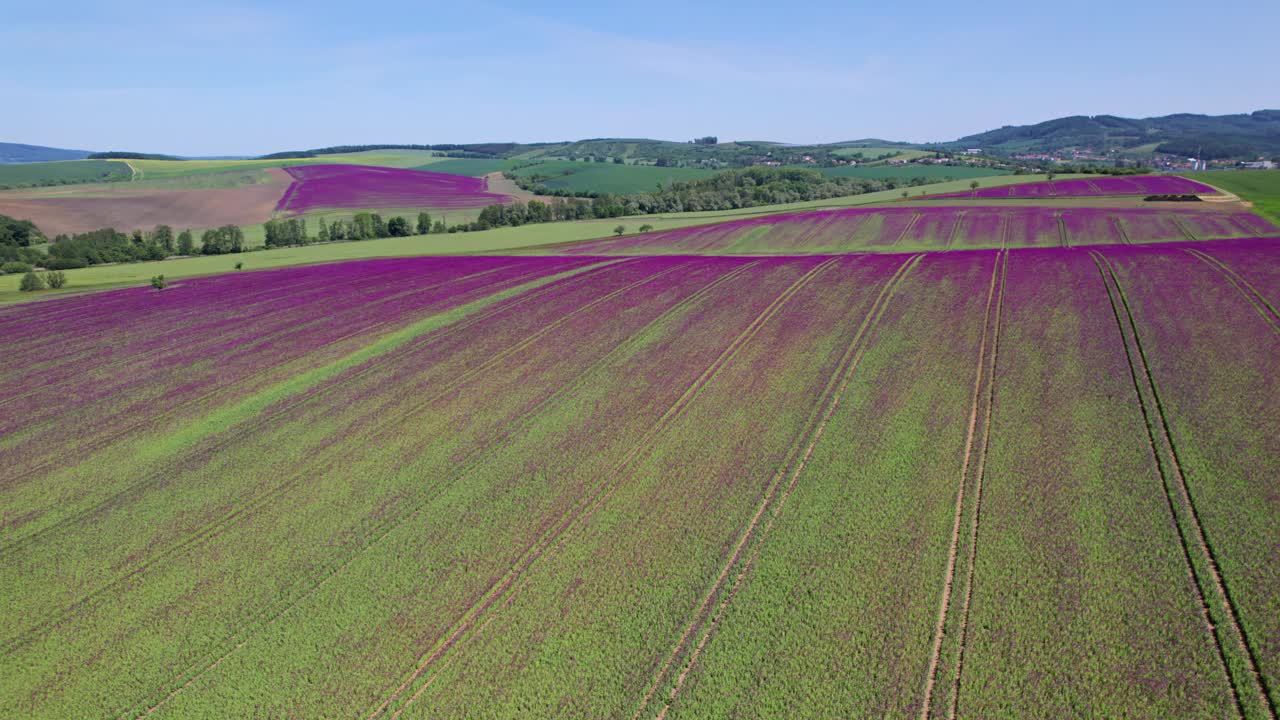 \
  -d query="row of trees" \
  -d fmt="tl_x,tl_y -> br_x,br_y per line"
45,224 -> 243,268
